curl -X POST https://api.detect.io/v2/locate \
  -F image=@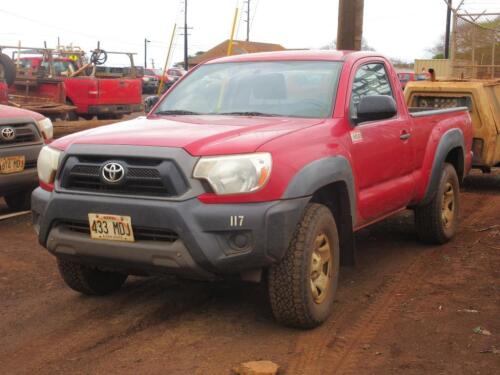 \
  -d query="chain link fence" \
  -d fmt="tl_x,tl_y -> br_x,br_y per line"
451,12 -> 499,79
